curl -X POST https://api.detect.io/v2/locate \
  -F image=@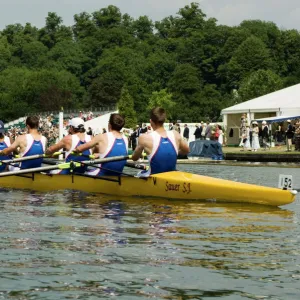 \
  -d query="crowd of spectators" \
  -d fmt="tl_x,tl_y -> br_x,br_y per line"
123,122 -> 224,150
237,114 -> 300,152
69,111 -> 96,122
6,112 -> 227,150
5,110 -> 100,146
